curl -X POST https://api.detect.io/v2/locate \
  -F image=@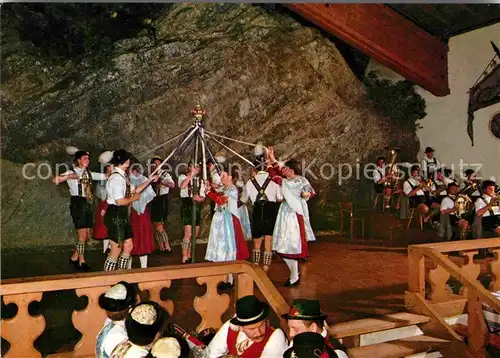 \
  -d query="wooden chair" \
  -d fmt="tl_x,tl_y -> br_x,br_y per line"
407,208 -> 423,230
339,202 -> 365,239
